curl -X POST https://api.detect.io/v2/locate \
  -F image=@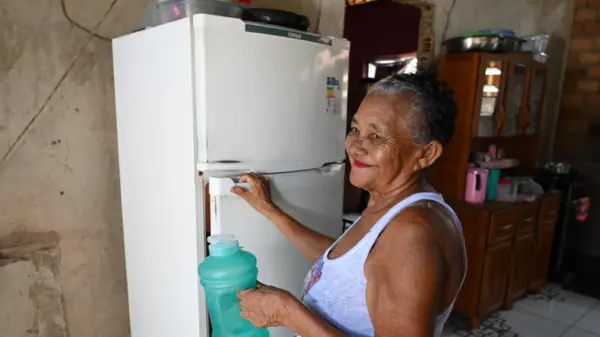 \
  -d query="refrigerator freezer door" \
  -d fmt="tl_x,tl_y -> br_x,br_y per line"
193,15 -> 350,172
208,164 -> 345,337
